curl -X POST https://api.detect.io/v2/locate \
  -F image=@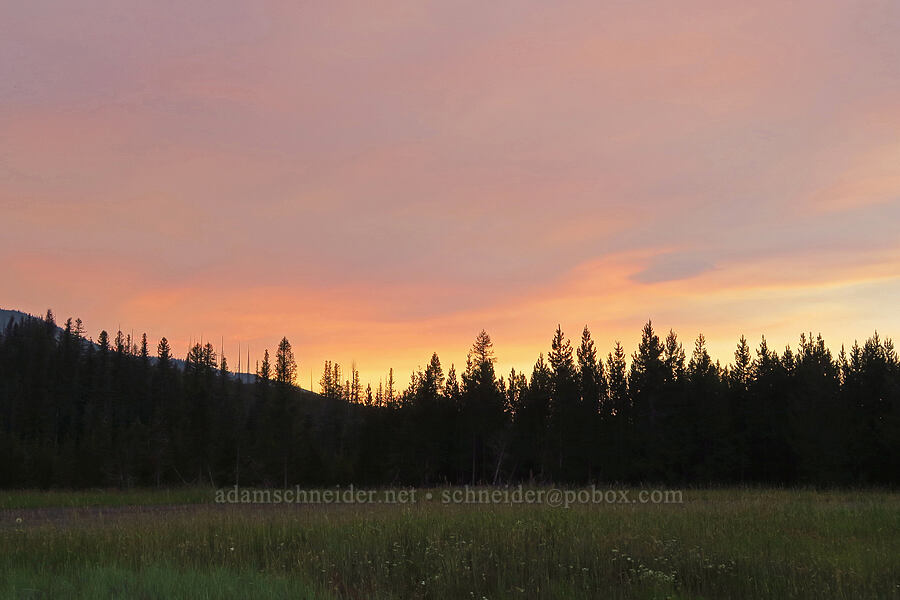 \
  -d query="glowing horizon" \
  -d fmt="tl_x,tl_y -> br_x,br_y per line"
3,1 -> 899,391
